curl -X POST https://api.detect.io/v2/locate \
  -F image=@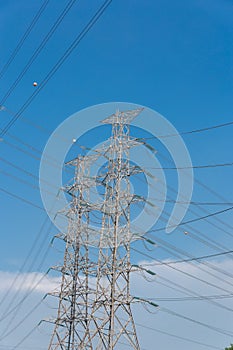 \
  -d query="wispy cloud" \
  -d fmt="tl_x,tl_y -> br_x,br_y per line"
1,259 -> 233,350
0,271 -> 60,294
